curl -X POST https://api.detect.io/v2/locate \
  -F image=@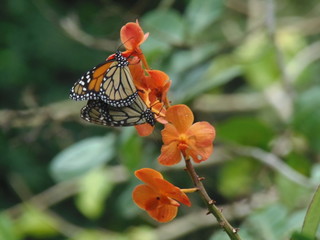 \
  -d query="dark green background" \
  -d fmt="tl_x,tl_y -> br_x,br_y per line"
1,0 -> 319,239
